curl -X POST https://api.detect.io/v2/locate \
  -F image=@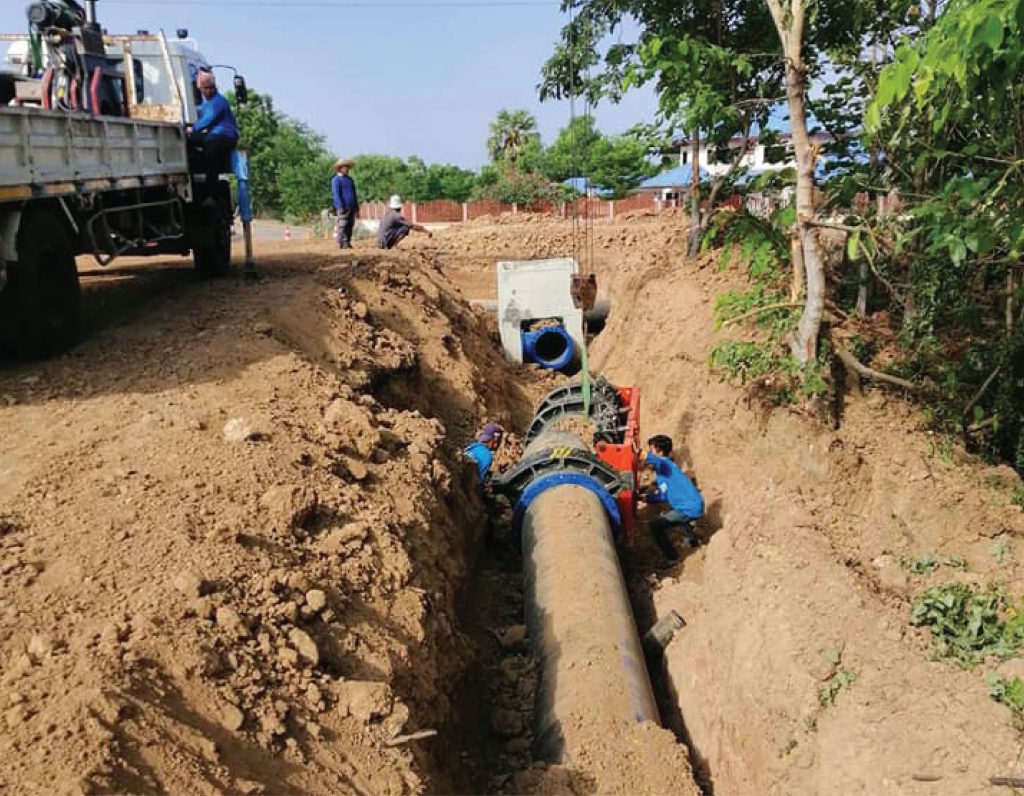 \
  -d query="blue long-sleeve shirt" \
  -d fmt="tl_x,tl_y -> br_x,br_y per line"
192,92 -> 238,141
331,173 -> 359,213
646,452 -> 704,518
463,441 -> 494,481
